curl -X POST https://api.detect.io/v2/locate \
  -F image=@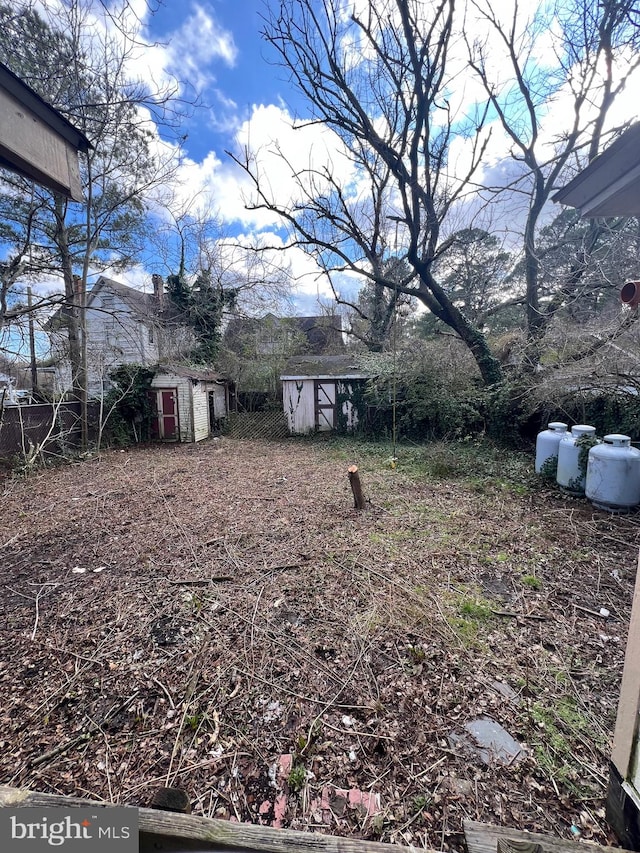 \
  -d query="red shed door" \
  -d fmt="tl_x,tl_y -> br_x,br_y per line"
149,388 -> 179,441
